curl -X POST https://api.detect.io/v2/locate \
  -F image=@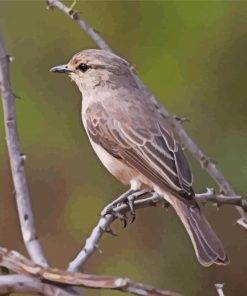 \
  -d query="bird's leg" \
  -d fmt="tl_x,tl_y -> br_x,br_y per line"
126,189 -> 151,224
101,188 -> 134,216
102,188 -> 151,227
